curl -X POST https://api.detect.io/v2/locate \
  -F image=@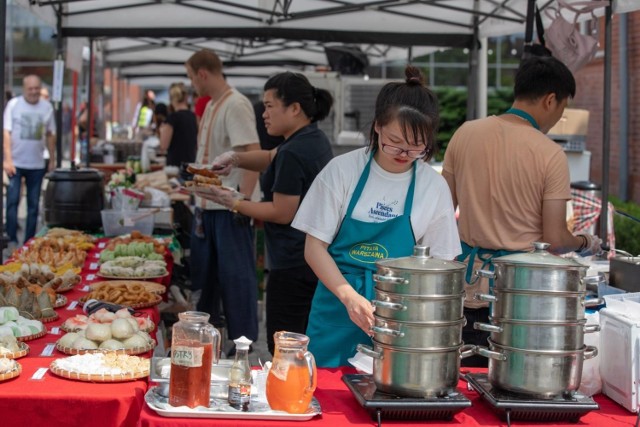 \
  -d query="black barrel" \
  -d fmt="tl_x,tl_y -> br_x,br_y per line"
44,167 -> 105,231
